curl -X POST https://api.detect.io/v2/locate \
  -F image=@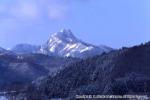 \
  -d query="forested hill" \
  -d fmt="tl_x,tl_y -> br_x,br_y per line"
23,42 -> 150,100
